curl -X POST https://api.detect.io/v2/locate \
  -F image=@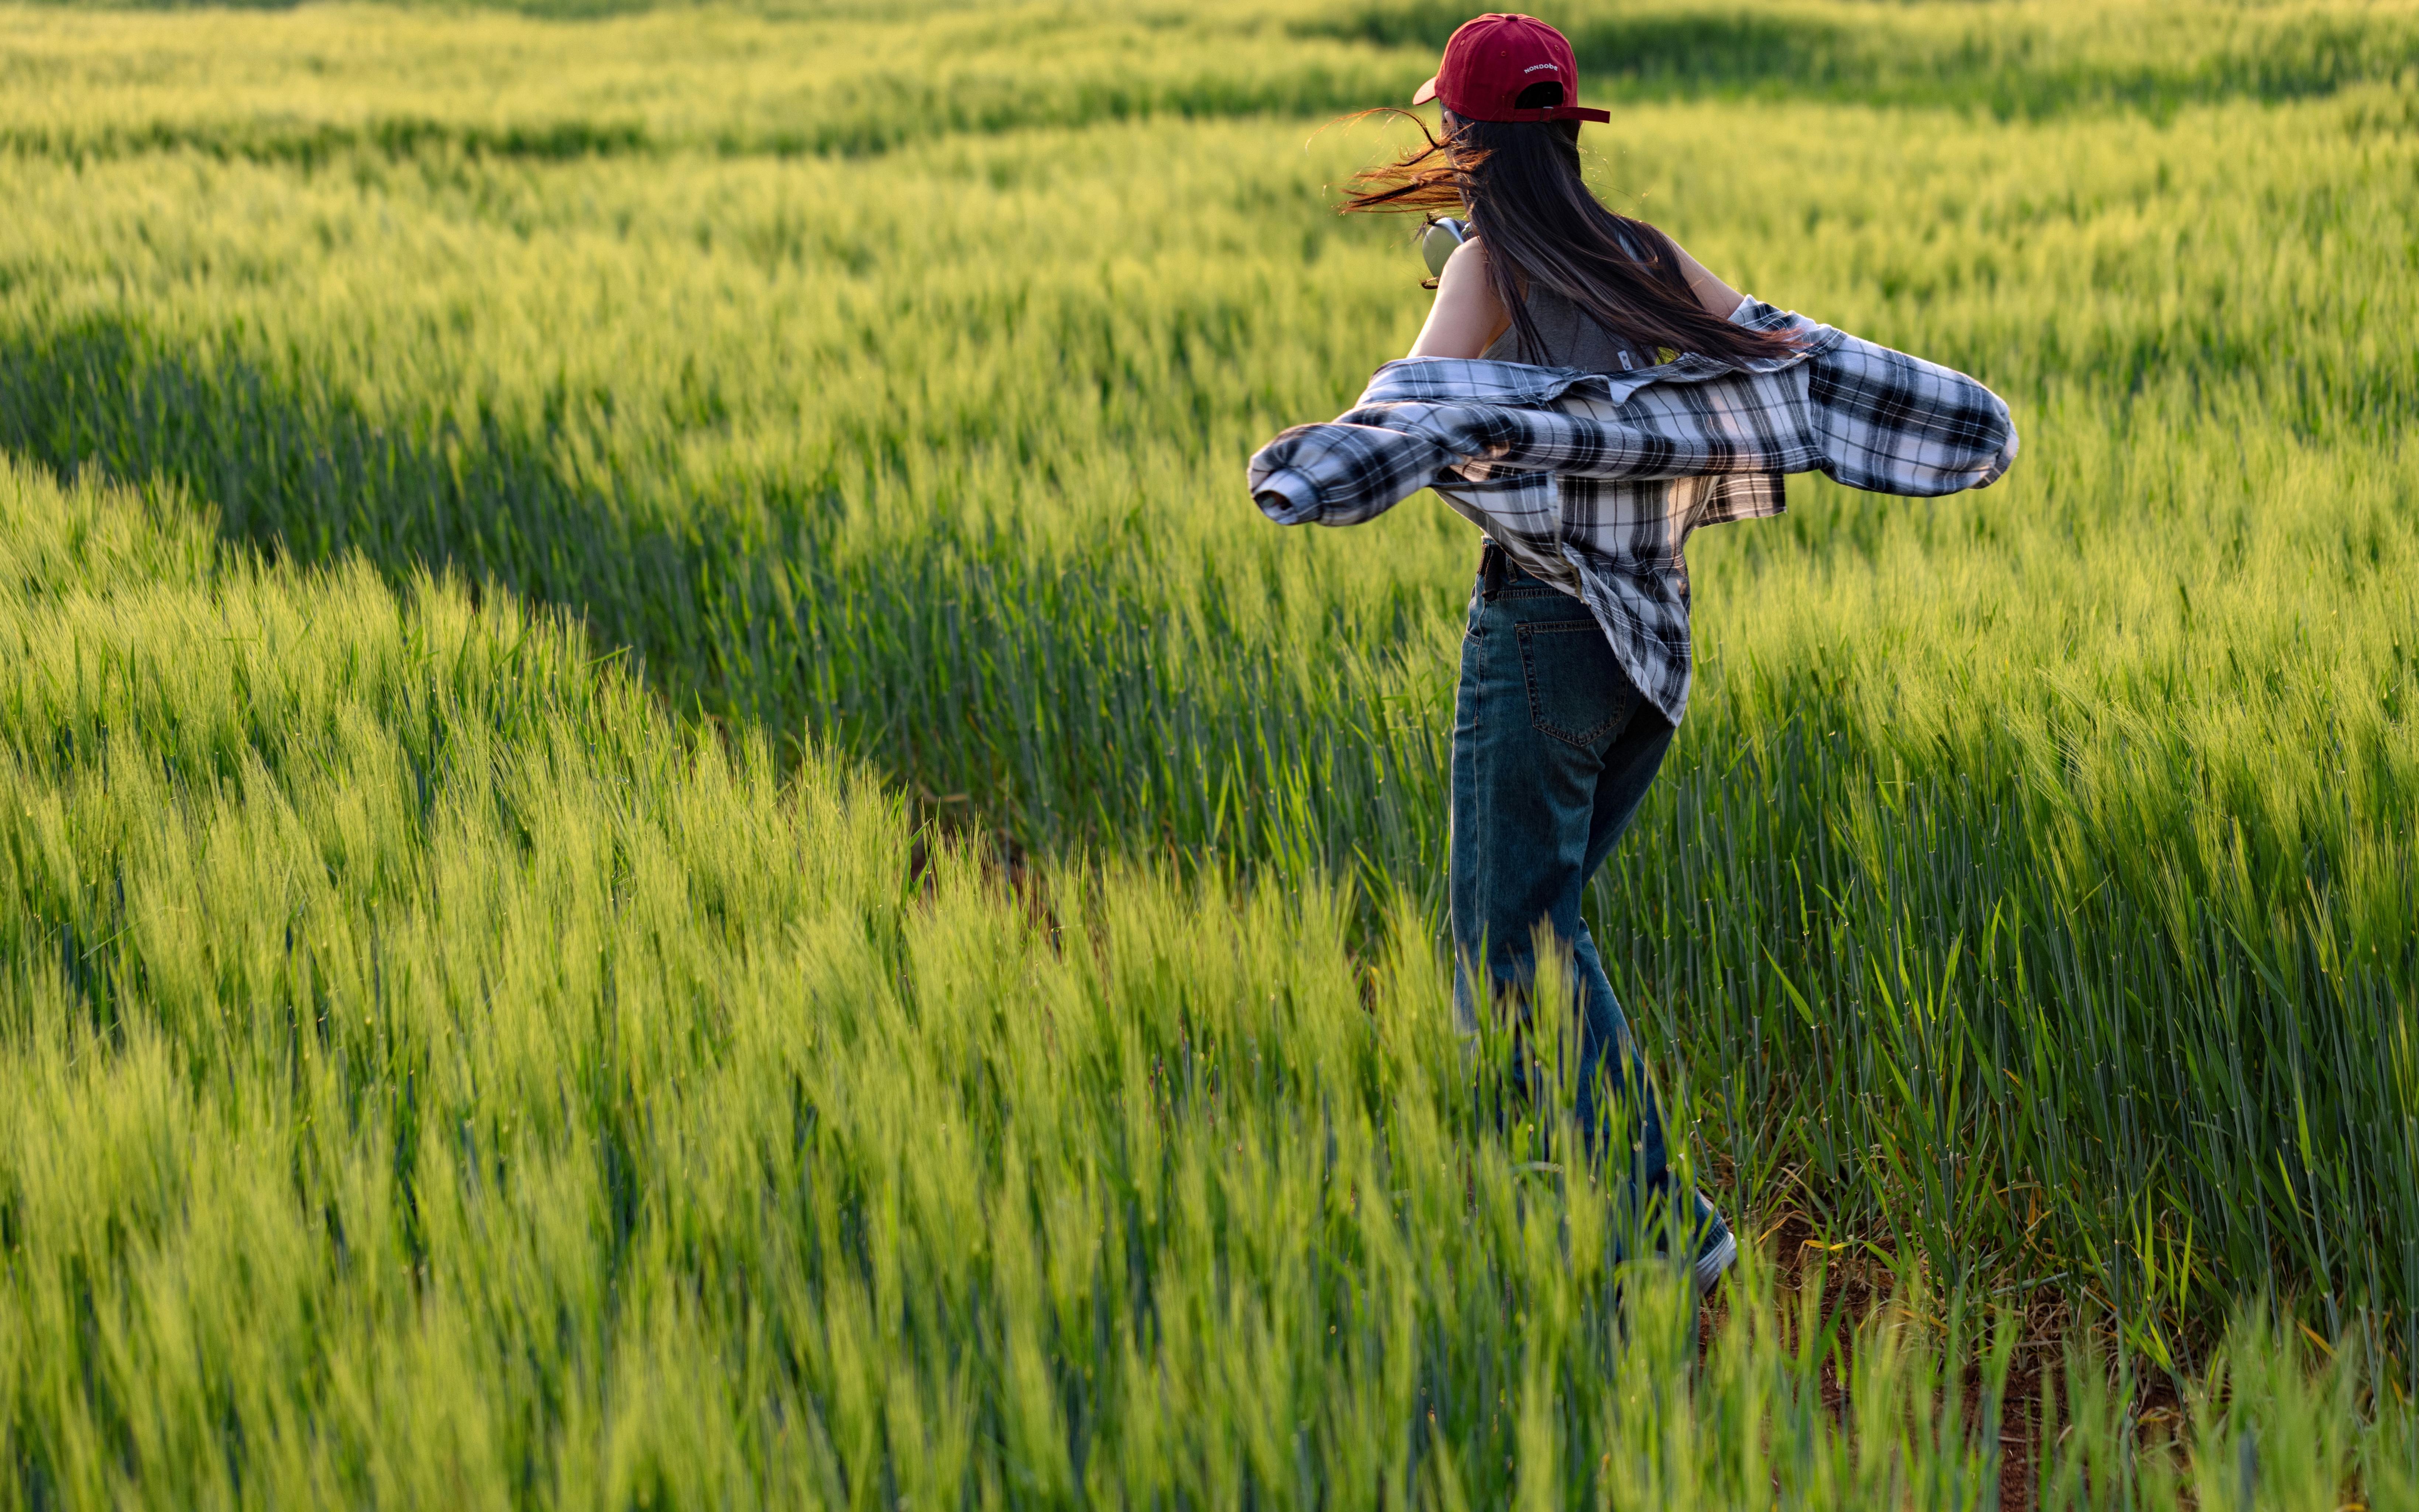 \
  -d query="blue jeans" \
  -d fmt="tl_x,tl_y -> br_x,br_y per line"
1450,544 -> 1675,1190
